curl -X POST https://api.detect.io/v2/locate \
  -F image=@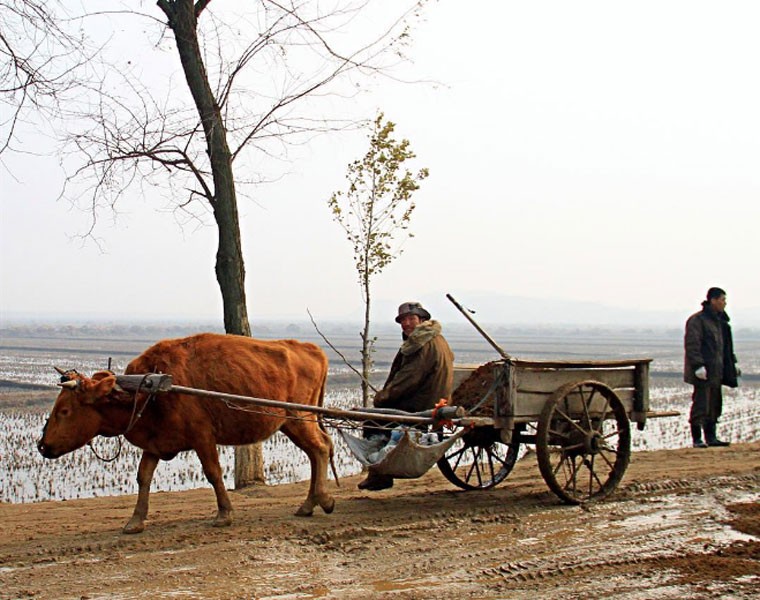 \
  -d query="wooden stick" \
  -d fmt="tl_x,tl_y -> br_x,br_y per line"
170,384 -> 439,425
307,308 -> 378,393
446,293 -> 512,360
645,410 -> 681,419
116,373 -> 465,425
116,374 -> 463,424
